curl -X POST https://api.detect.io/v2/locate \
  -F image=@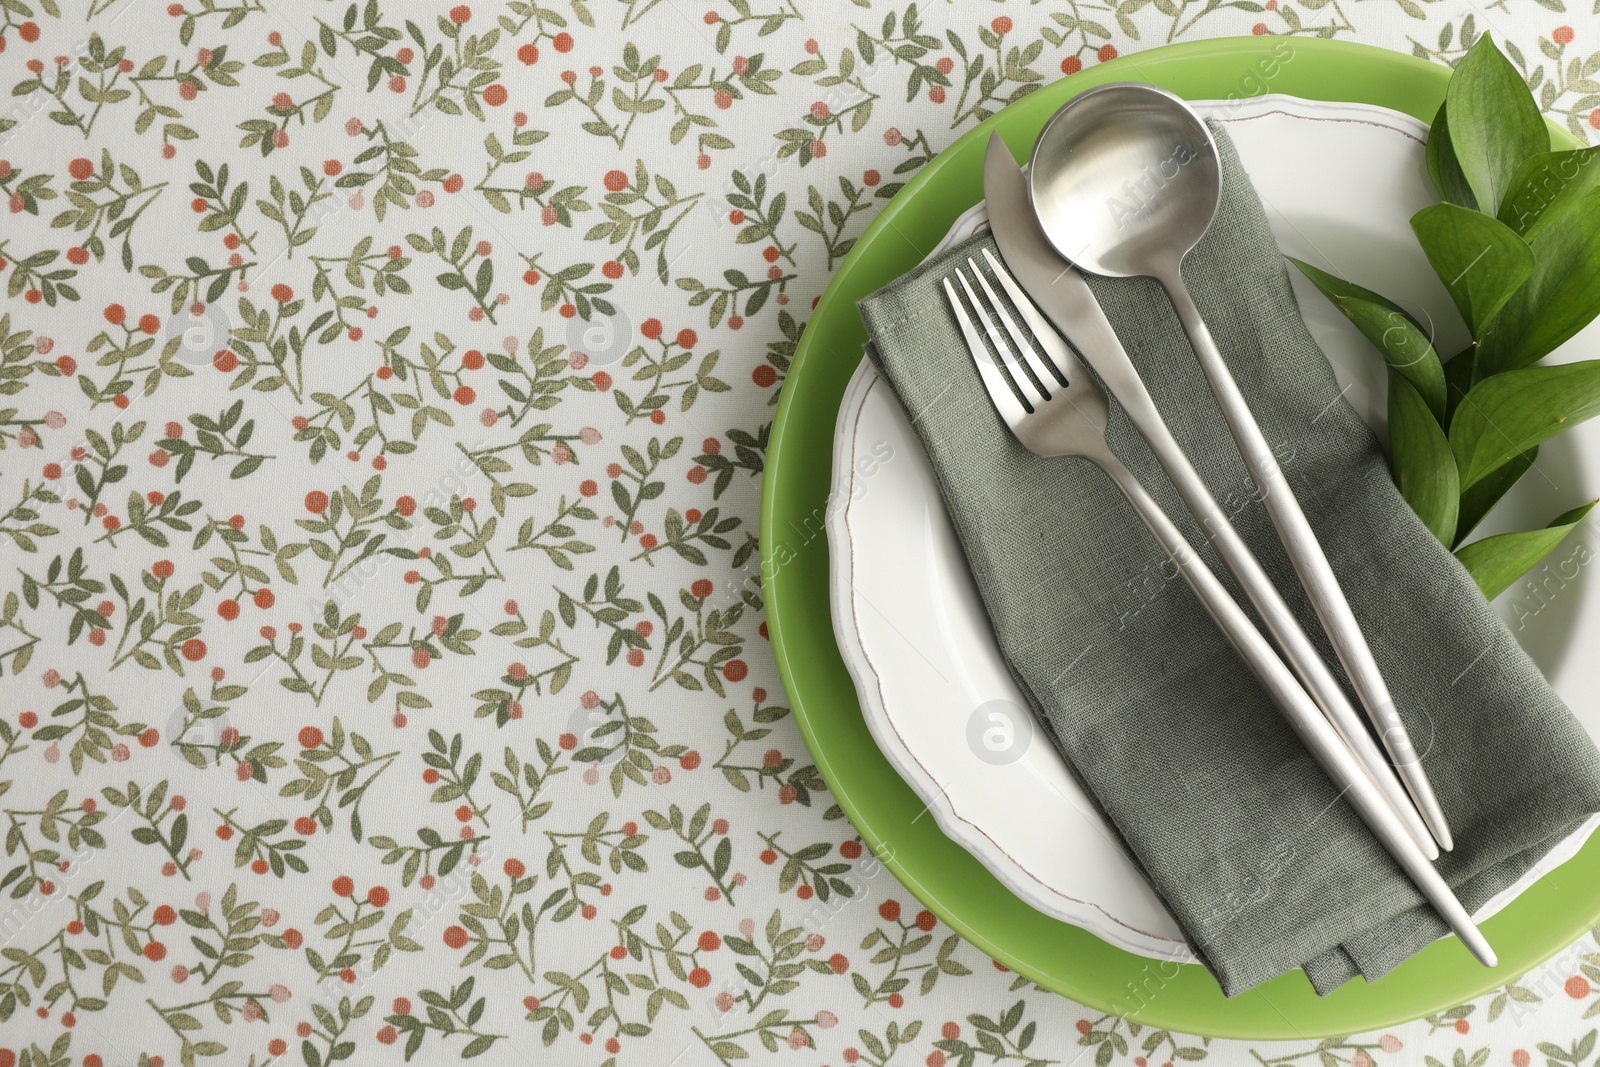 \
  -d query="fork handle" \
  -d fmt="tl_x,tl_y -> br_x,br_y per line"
1096,454 -> 1494,967
1158,271 -> 1452,853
